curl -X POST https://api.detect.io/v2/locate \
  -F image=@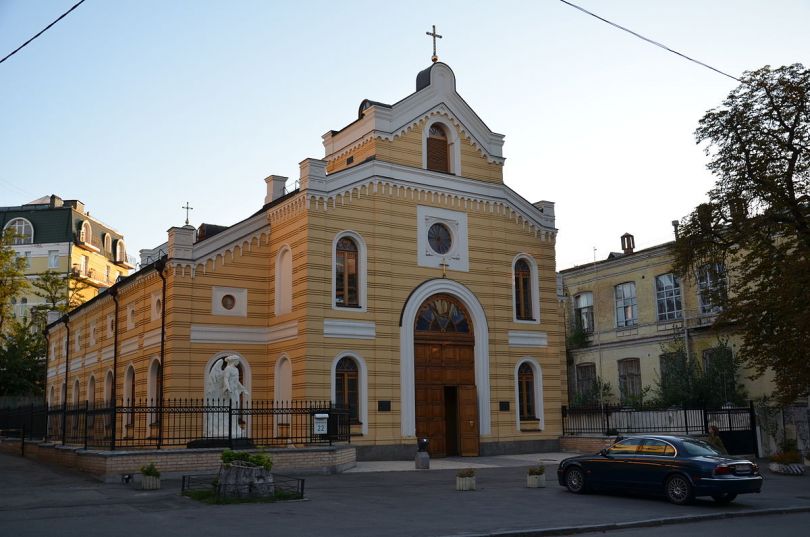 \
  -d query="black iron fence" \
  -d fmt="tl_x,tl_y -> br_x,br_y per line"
561,402 -> 758,455
0,399 -> 350,450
